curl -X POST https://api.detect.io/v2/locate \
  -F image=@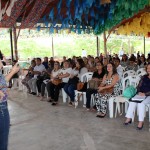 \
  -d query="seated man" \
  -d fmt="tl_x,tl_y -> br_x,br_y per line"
28,58 -> 46,95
